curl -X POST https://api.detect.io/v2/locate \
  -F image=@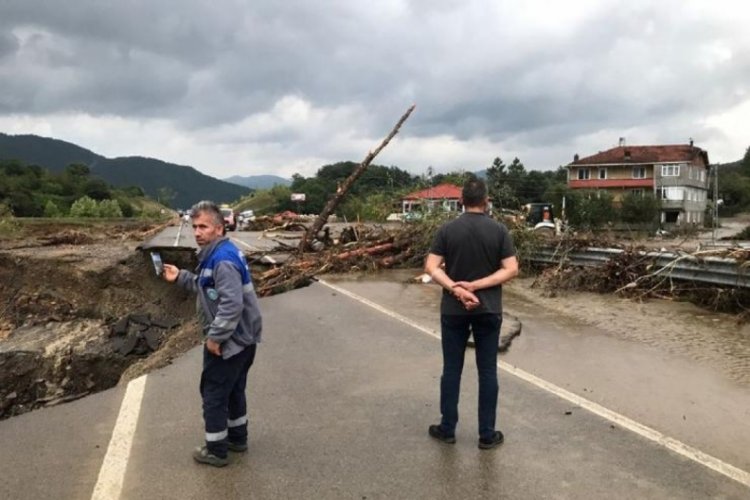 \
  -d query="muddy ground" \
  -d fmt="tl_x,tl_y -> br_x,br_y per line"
0,220 -> 200,419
